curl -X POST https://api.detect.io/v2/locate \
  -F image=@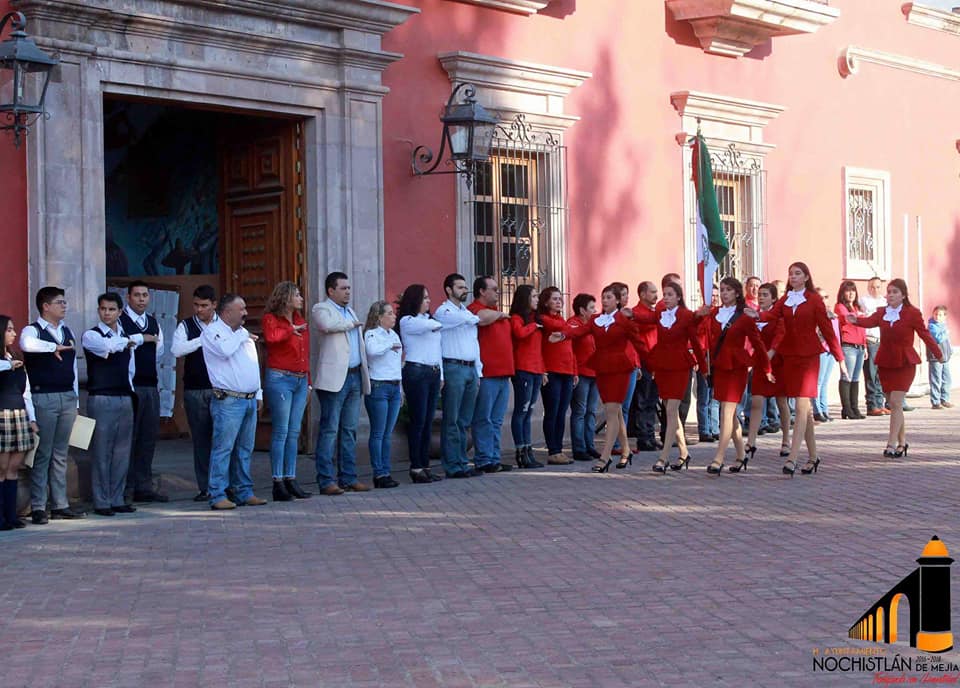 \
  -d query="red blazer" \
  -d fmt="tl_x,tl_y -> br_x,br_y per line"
757,315 -> 785,354
567,315 -> 596,377
511,314 -> 545,374
701,309 -> 771,374
630,302 -> 657,362
834,302 -> 867,346
635,306 -> 706,372
540,313 -> 587,375
853,305 -> 942,367
759,290 -> 842,361
586,310 -> 636,375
